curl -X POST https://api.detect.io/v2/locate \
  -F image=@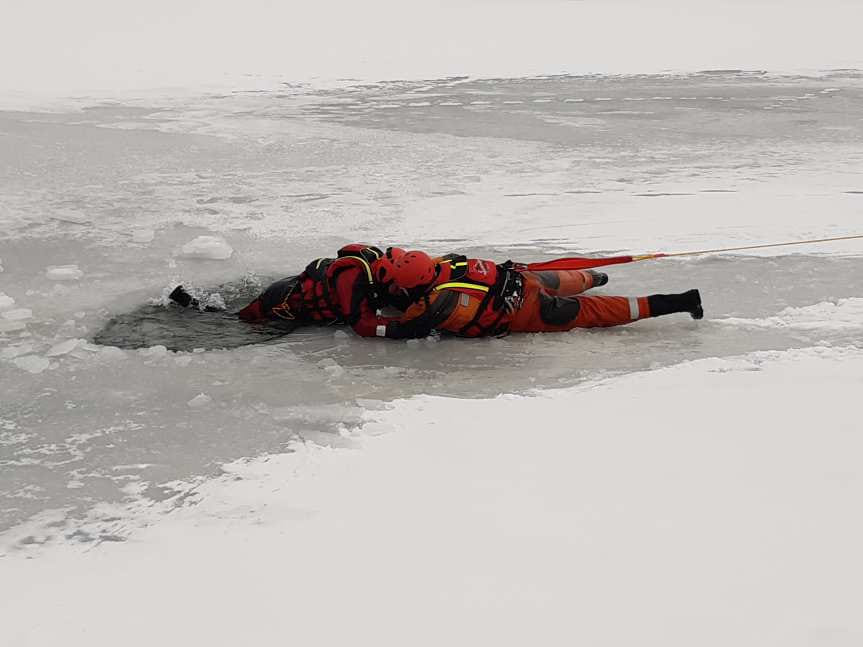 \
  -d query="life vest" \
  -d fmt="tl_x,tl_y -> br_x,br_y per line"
277,244 -> 385,323
430,256 -> 523,337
